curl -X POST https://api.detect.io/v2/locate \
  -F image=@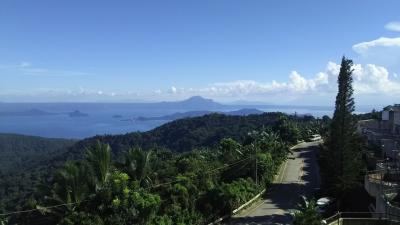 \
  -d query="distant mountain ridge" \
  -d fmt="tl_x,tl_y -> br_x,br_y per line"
146,96 -> 224,110
0,96 -> 224,116
135,108 -> 264,121
0,96 -> 337,114
0,108 -> 57,117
